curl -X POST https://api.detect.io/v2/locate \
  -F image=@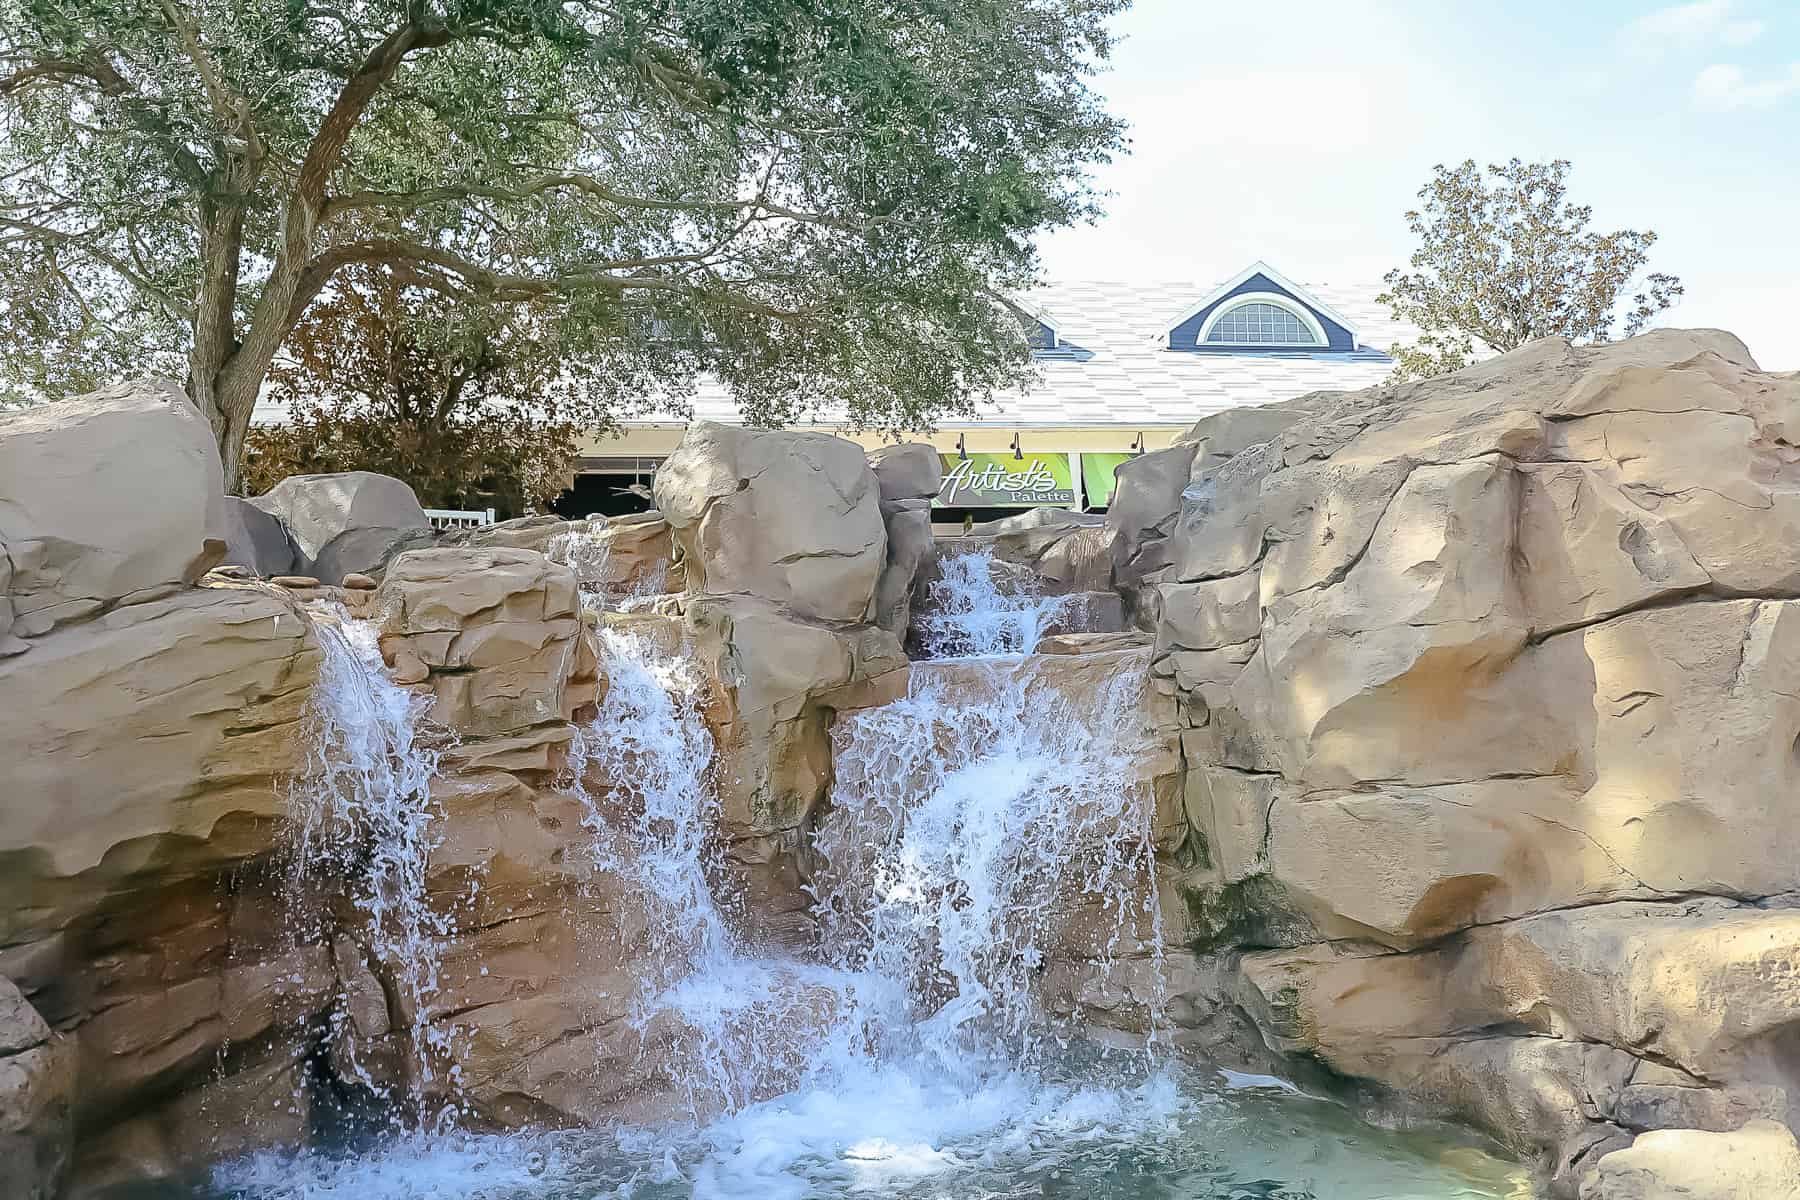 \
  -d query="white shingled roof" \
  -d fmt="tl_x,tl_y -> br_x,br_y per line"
253,271 -> 1416,431
642,274 -> 1416,431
